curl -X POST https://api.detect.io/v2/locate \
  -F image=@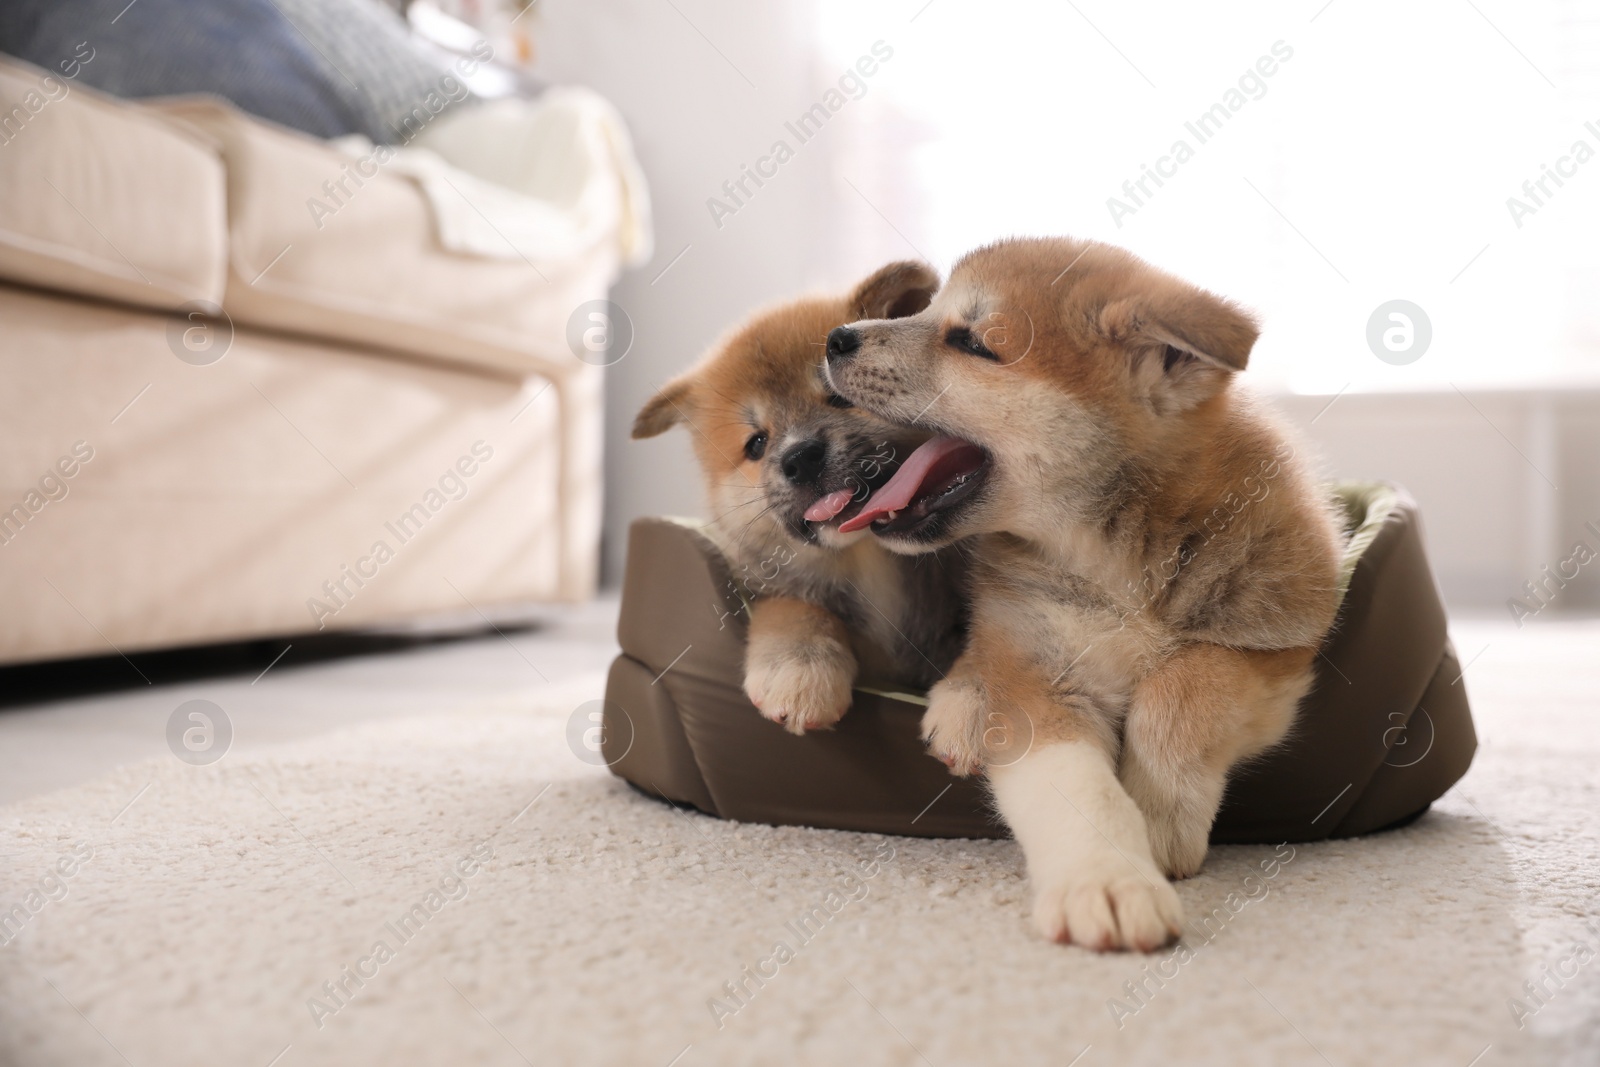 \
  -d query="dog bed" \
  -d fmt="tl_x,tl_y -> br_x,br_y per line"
600,483 -> 1476,842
